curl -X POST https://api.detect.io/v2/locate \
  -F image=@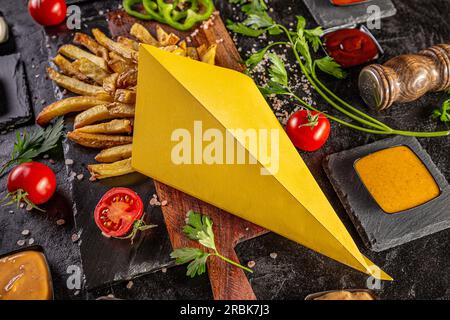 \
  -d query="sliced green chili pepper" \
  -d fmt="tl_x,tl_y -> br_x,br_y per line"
157,0 -> 214,31
123,0 -> 214,32
123,0 -> 165,22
